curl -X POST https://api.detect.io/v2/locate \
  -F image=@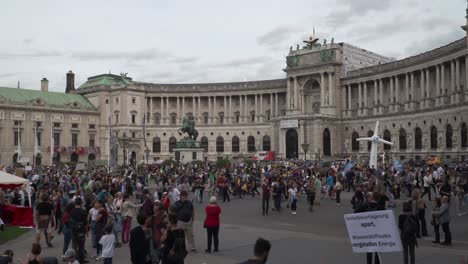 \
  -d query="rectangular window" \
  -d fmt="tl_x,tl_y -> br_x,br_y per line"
71,123 -> 78,129
53,132 -> 60,146
89,124 -> 96,129
219,114 -> 224,124
131,114 -> 136,124
132,97 -> 136,104
251,114 -> 255,122
132,132 -> 136,138
203,115 -> 208,125
72,133 -> 78,146
89,134 -> 95,147
171,115 -> 176,125
105,99 -> 109,104
235,114 -> 240,123
14,120 -> 22,126
36,121 -> 42,128
53,122 -> 61,128
14,130 -> 21,146
115,97 -> 119,104
115,114 -> 119,124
